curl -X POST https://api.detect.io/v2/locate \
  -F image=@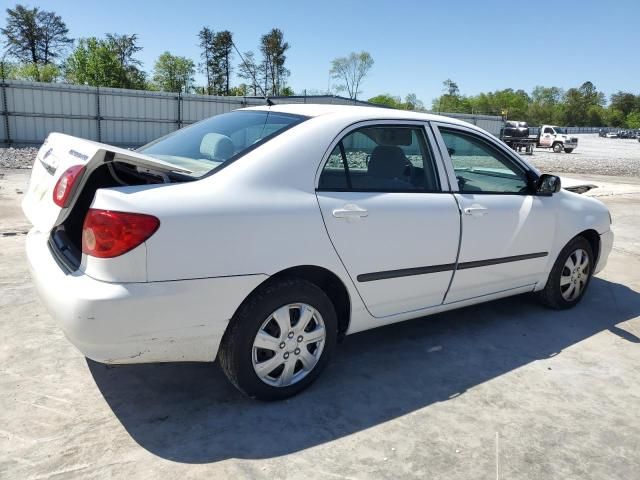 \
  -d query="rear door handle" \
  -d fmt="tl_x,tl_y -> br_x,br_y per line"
463,206 -> 488,217
332,204 -> 368,219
